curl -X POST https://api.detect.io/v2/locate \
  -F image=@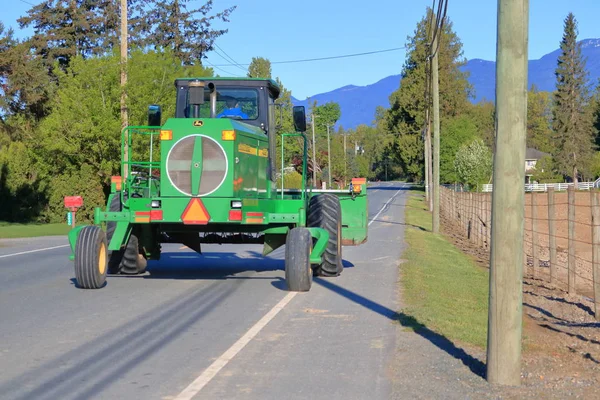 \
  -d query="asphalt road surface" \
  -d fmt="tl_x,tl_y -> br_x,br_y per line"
1,182 -> 467,400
